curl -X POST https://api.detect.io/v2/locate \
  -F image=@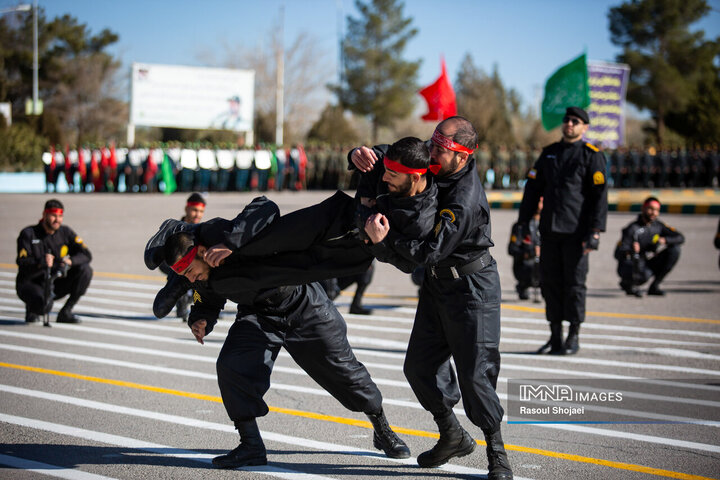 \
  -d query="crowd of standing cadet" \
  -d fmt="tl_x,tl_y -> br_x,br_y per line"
41,141 -> 720,194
